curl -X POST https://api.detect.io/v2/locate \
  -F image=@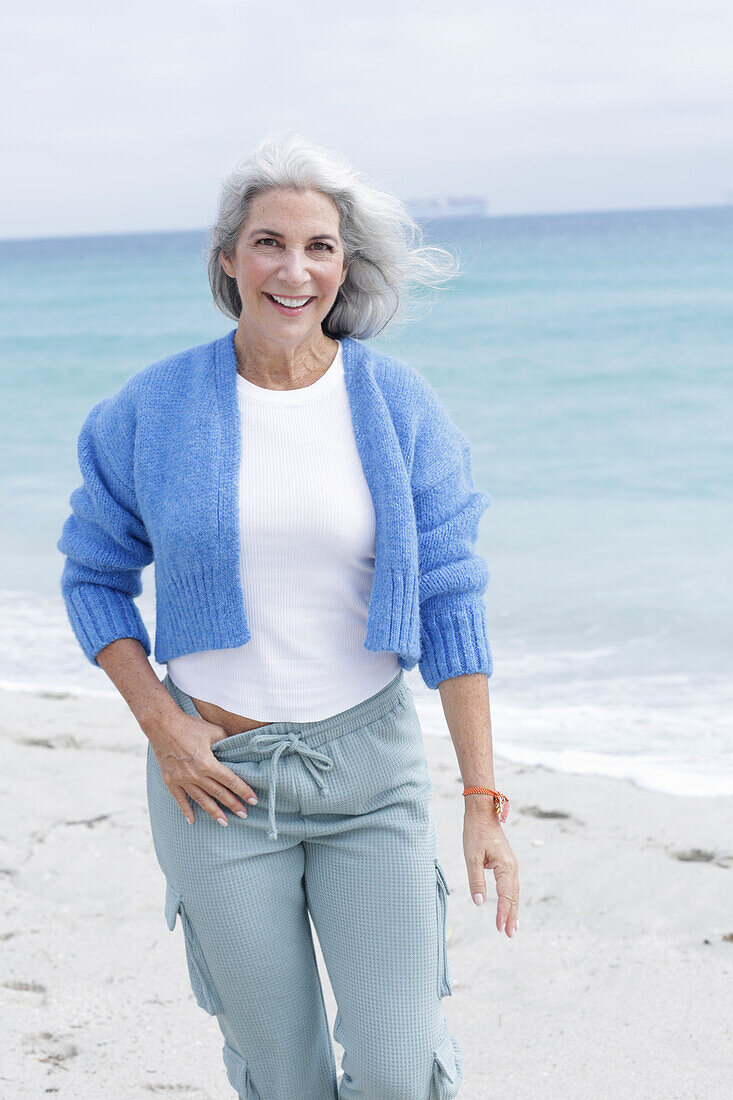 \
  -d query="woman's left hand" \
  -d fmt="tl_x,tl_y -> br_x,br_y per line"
463,805 -> 519,937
